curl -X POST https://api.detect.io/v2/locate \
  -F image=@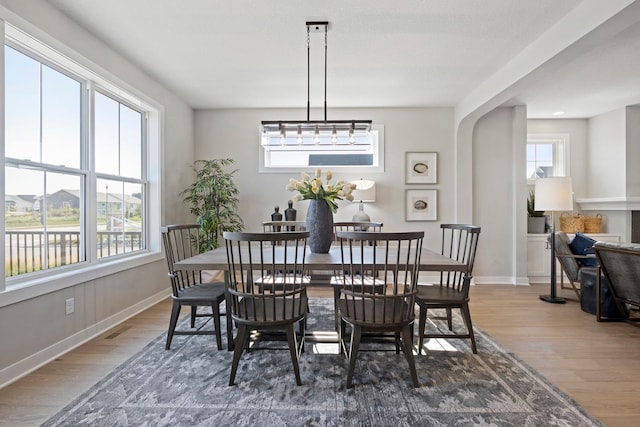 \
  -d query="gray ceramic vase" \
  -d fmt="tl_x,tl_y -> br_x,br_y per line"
306,199 -> 334,253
